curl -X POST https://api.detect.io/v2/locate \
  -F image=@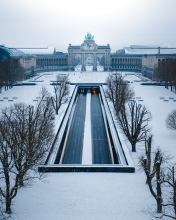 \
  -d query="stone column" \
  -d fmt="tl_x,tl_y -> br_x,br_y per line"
82,53 -> 85,71
93,52 -> 97,71
106,52 -> 109,70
